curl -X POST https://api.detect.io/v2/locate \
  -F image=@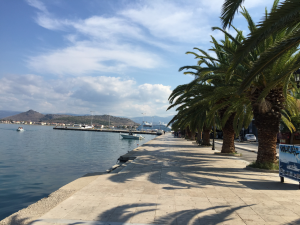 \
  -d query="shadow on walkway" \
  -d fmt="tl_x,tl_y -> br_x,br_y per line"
108,136 -> 299,190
